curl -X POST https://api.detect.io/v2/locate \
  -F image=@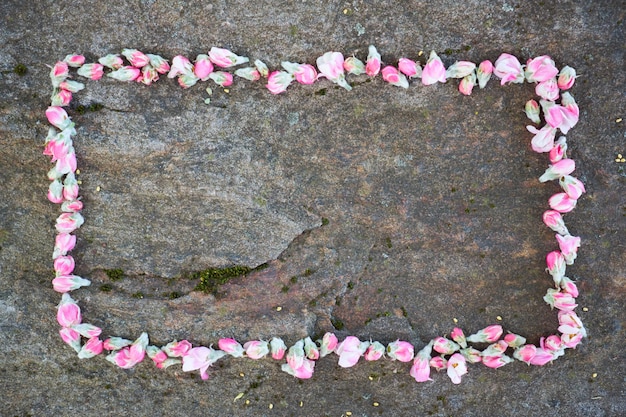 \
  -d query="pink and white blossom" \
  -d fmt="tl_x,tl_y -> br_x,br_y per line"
208,47 -> 249,68
194,54 -> 214,80
63,54 -> 85,67
121,49 -> 150,68
316,51 -> 351,90
55,212 -> 84,233
445,61 -> 476,79
429,355 -> 447,371
546,251 -> 566,283
544,288 -> 577,311
53,233 -> 77,258
59,81 -> 84,94
209,71 -> 234,87
181,346 -> 225,379
549,136 -> 568,163
386,340 -> 414,362
107,66 -> 141,82
446,353 -> 468,384
525,99 -> 541,124
482,354 -> 513,369
162,339 -> 192,357
556,233 -> 581,265
48,180 -> 64,204
98,54 -> 124,70
281,358 -> 315,379
549,193 -> 577,213
63,172 -> 79,201
514,344 -> 537,364
286,340 -> 305,370
398,57 -> 422,79
50,61 -> 69,87
410,342 -> 434,382
303,336 -> 319,360
433,337 -> 460,355
46,106 -> 72,130
421,50 -> 447,85
559,276 -> 579,298
218,338 -> 245,357
266,71 -> 294,94
105,333 -> 149,369
450,327 -> 467,348
103,337 -> 132,351
459,72 -> 477,96
294,64 -> 318,85
137,66 -> 159,85
234,67 -> 261,81
72,323 -> 102,338
527,124 -> 557,153
167,55 -> 194,78
335,336 -> 368,368
52,275 -> 91,293
51,89 -> 73,107
243,340 -> 270,359
539,158 -> 575,182
525,56 -> 558,83
59,327 -> 82,352
559,175 -> 585,200
494,53 -> 524,85
536,78 -> 560,101
466,325 -> 503,343
460,347 -> 482,364
365,45 -> 381,77
381,65 -> 409,88
54,255 -> 75,276
529,347 -> 555,366
61,200 -> 83,213
254,59 -> 269,77
146,54 -> 171,74
540,100 -> 578,134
